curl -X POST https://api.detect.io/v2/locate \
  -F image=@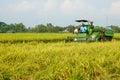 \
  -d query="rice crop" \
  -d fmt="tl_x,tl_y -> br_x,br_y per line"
0,33 -> 120,80
0,33 -> 74,43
